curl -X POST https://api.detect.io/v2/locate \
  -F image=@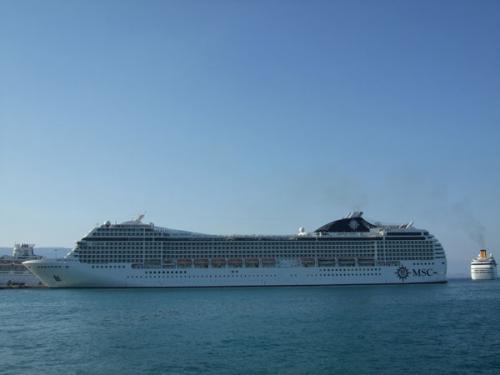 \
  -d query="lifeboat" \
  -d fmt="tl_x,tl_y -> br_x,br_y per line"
211,258 -> 226,267
357,257 -> 375,267
317,258 -> 336,266
163,259 -> 176,268
228,258 -> 243,267
176,258 -> 193,267
193,258 -> 209,268
301,257 -> 315,267
261,257 -> 276,267
244,258 -> 259,267
338,258 -> 356,267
